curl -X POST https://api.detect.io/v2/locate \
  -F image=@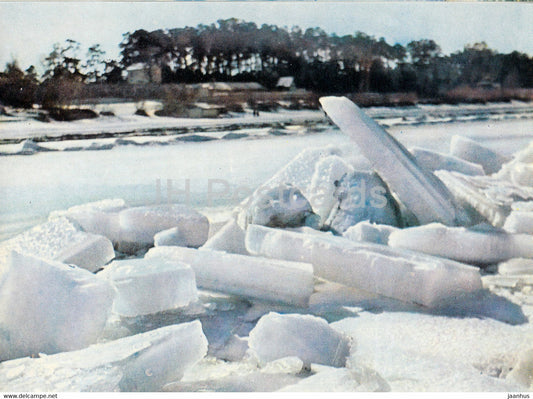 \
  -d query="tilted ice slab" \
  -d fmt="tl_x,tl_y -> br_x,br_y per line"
0,251 -> 115,362
98,258 -> 198,317
436,170 -> 533,227
320,96 -> 470,226
117,204 -> 209,253
495,141 -> 533,187
248,312 -> 351,367
343,221 -> 399,245
504,211 -> 533,234
450,135 -> 510,175
145,246 -> 314,306
388,223 -> 533,265
410,146 -> 485,176
332,313 -> 531,391
246,225 -> 482,308
0,217 -> 114,272
49,199 -> 127,243
201,219 -> 249,255
0,321 -> 208,392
